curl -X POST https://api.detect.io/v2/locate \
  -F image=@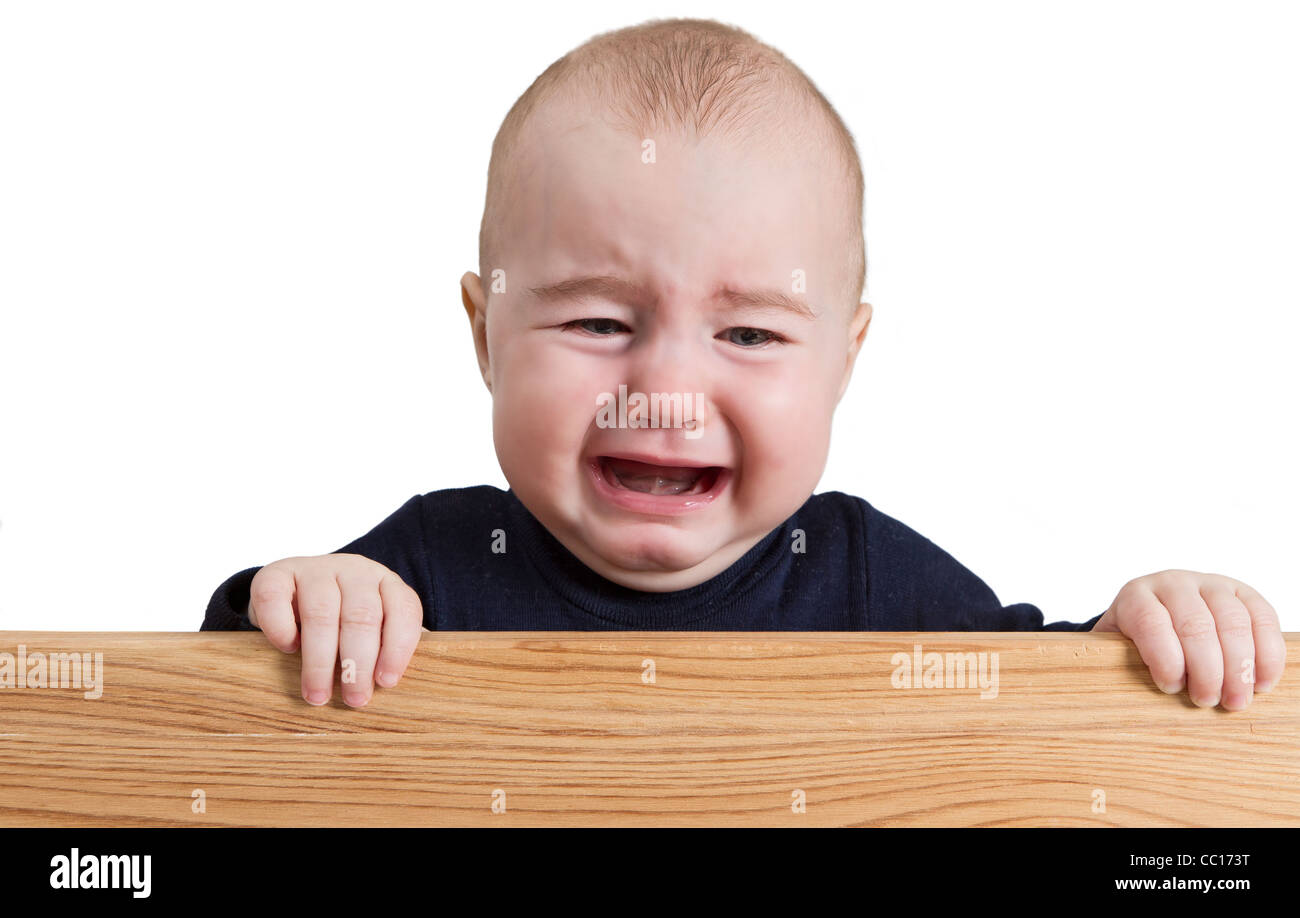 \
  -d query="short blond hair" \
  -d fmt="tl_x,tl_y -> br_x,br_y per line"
478,17 -> 866,313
